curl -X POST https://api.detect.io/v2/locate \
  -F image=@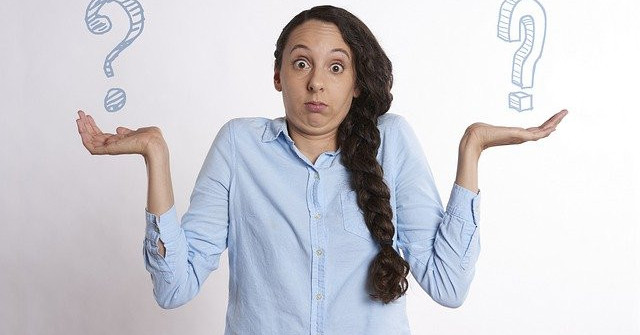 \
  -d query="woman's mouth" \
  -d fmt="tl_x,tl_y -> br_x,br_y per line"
304,101 -> 327,113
